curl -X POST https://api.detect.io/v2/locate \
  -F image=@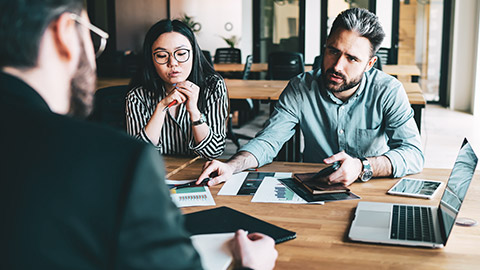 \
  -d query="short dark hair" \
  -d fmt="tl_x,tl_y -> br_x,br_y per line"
129,19 -> 218,111
328,8 -> 385,57
0,0 -> 84,68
